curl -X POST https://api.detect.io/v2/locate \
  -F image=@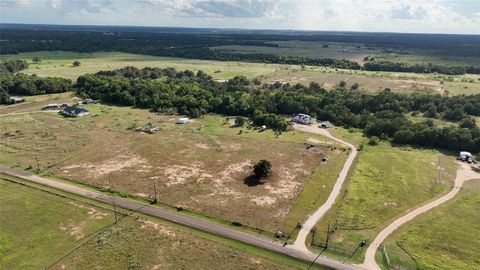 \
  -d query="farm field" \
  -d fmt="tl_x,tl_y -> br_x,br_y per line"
0,176 -> 113,270
0,176 -> 325,270
0,93 -> 345,233
381,180 -> 480,270
308,141 -> 458,262
211,41 -> 381,63
212,41 -> 480,67
2,51 -> 479,95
